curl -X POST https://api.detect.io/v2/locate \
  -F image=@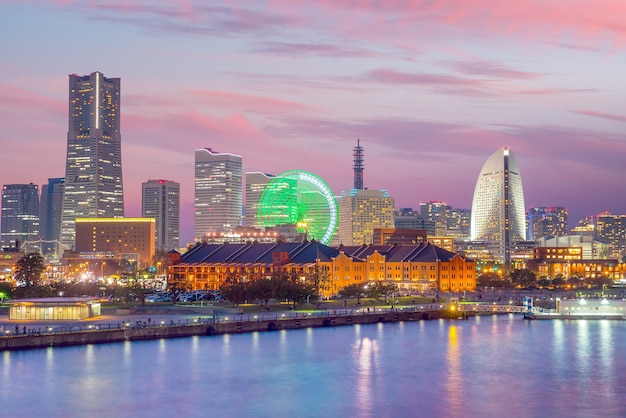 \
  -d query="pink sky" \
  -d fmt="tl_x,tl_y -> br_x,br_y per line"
1,0 -> 626,244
